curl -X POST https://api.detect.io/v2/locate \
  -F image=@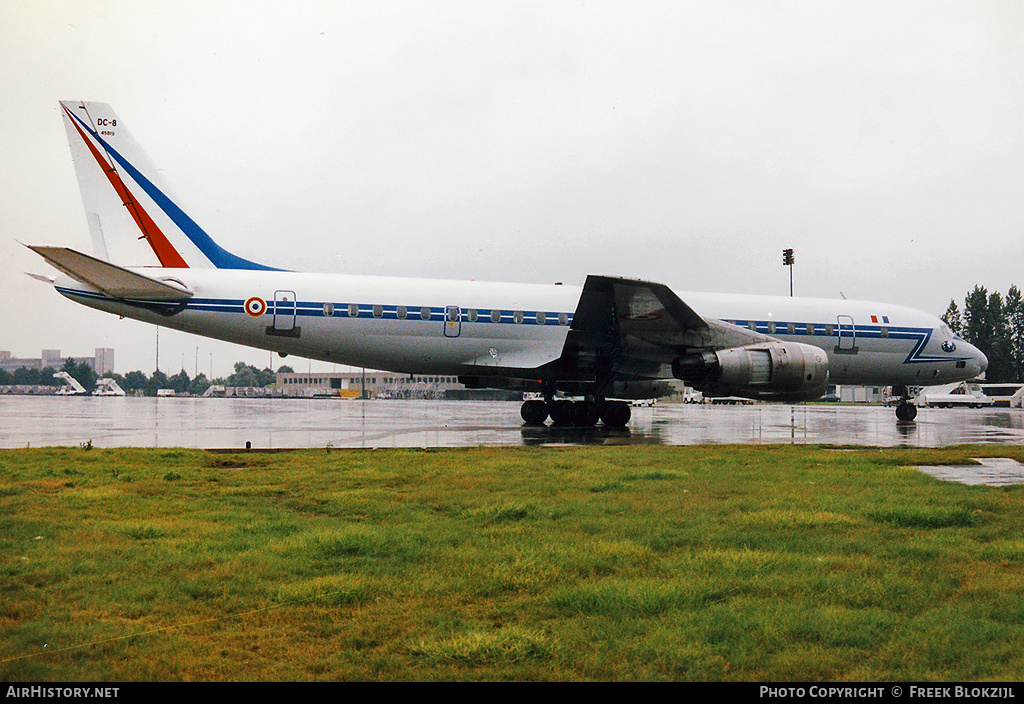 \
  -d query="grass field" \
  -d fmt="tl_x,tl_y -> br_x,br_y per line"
2,444 -> 1024,681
